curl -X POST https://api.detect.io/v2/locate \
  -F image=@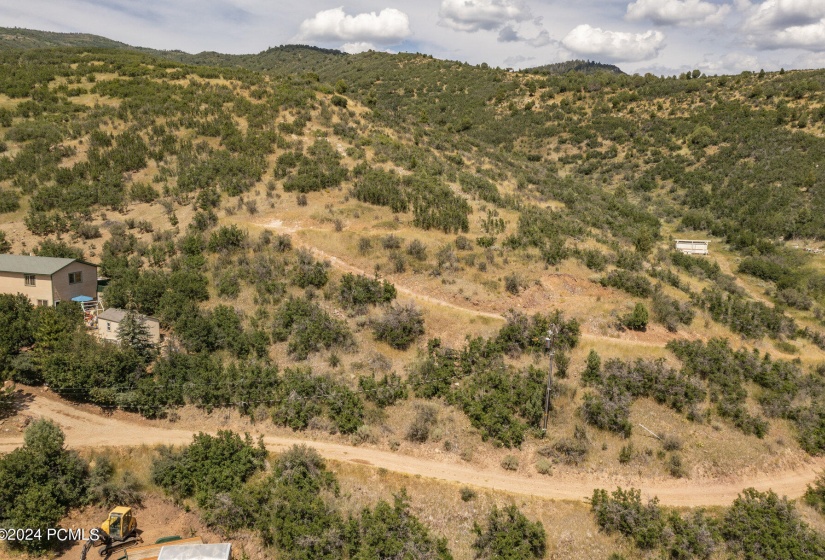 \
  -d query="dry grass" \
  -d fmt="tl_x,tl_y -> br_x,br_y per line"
332,460 -> 631,560
1,64 -> 823,496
